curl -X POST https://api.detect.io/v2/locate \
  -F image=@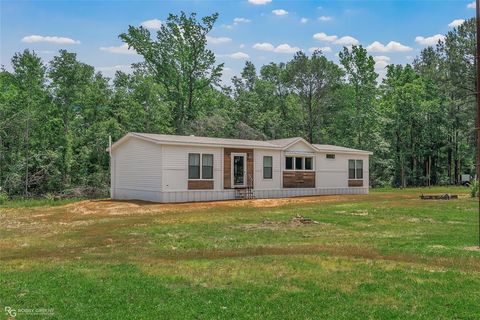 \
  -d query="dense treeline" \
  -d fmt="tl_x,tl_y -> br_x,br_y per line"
0,12 -> 477,197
